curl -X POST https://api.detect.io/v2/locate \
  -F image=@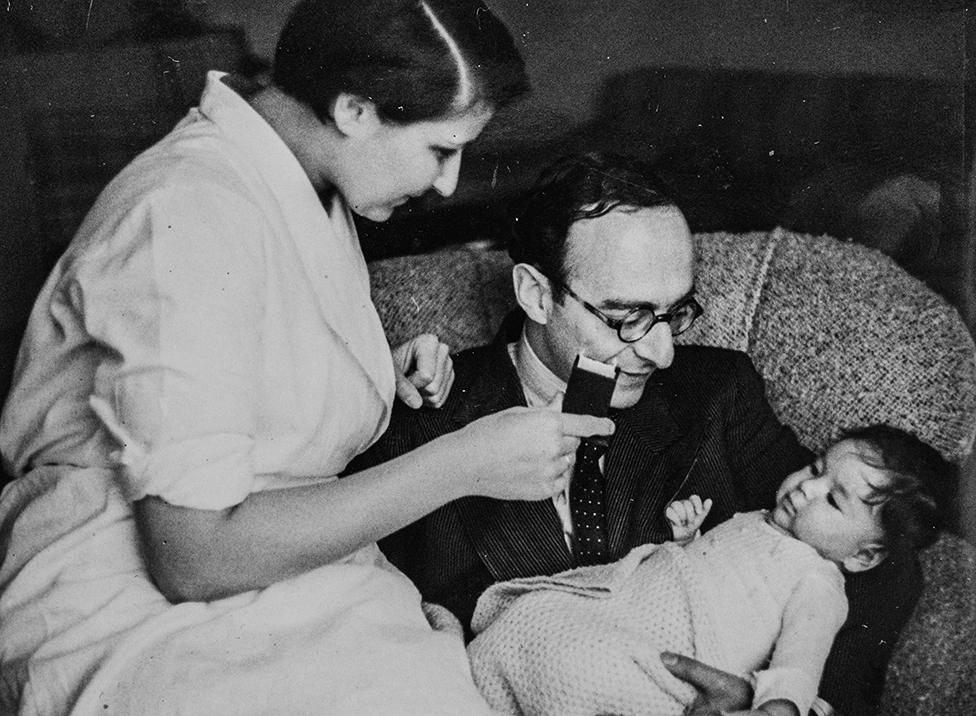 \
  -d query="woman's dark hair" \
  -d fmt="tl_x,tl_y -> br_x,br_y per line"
507,151 -> 680,292
273,0 -> 529,125
841,424 -> 956,552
